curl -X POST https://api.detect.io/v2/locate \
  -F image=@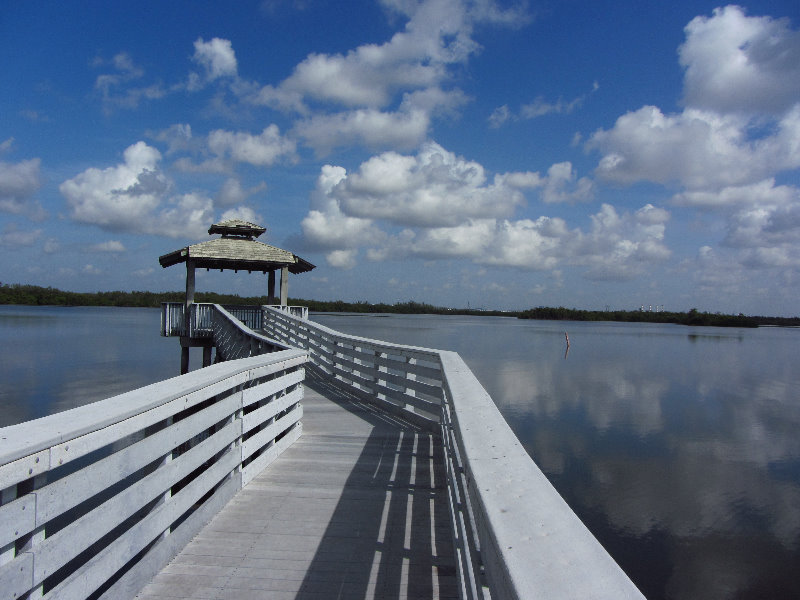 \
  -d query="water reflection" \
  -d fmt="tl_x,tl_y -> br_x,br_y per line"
0,306 -> 187,426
